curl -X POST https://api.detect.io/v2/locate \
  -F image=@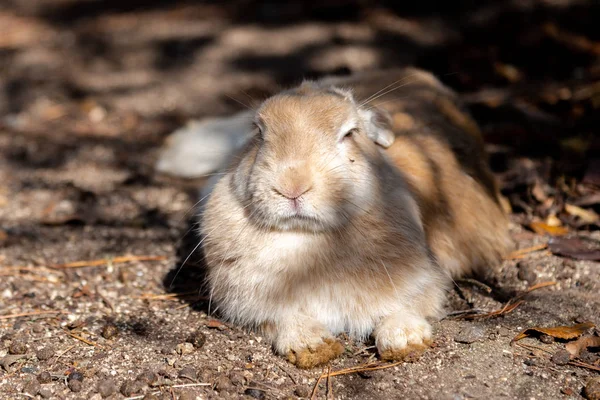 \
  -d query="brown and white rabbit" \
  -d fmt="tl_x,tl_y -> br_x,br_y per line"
163,68 -> 512,368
